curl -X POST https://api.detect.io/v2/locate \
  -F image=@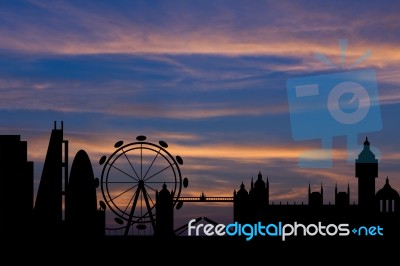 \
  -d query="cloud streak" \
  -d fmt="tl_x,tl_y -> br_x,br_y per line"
0,1 -> 398,68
